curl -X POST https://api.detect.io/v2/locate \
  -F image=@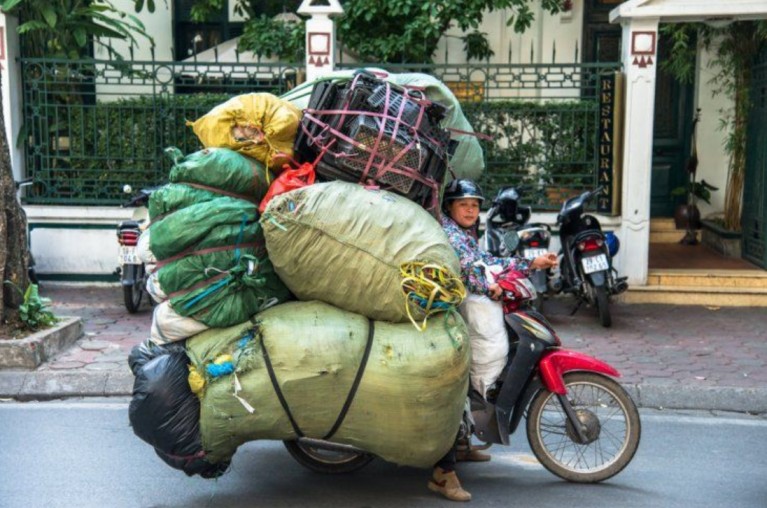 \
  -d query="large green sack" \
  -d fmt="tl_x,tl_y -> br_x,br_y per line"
261,181 -> 460,323
186,300 -> 470,468
166,147 -> 271,201
281,69 -> 484,180
157,245 -> 290,329
149,197 -> 259,261
148,183 -> 225,220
